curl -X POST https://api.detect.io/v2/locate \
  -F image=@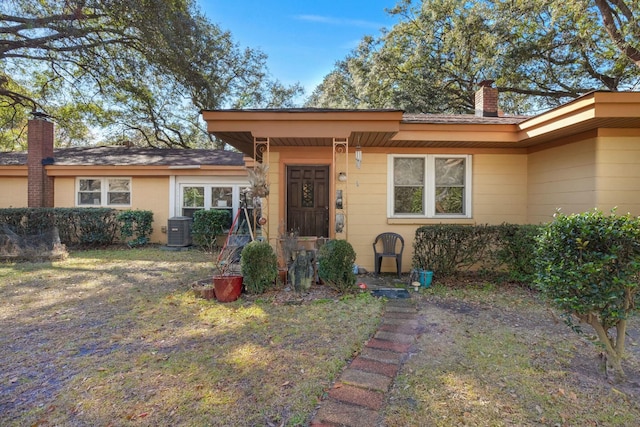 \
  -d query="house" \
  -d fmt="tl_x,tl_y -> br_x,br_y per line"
0,119 -> 252,244
2,87 -> 640,274
202,86 -> 640,274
